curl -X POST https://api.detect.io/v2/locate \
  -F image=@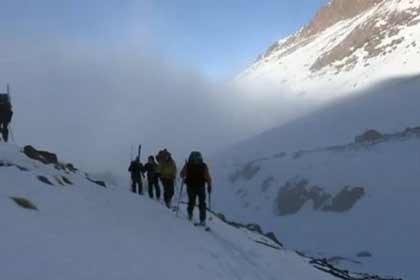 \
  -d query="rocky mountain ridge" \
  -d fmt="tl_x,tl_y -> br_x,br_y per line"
238,0 -> 420,96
